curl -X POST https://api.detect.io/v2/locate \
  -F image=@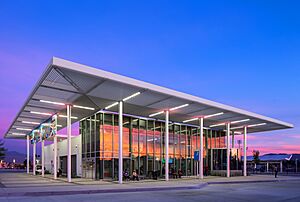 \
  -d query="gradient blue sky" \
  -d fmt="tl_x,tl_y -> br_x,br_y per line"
0,0 -> 299,155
